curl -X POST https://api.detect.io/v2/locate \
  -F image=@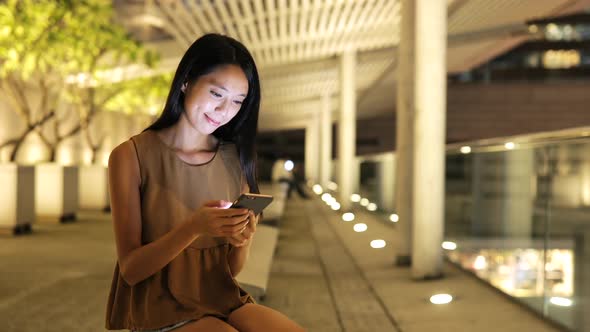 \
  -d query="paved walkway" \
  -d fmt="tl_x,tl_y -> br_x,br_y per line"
0,196 -> 564,331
